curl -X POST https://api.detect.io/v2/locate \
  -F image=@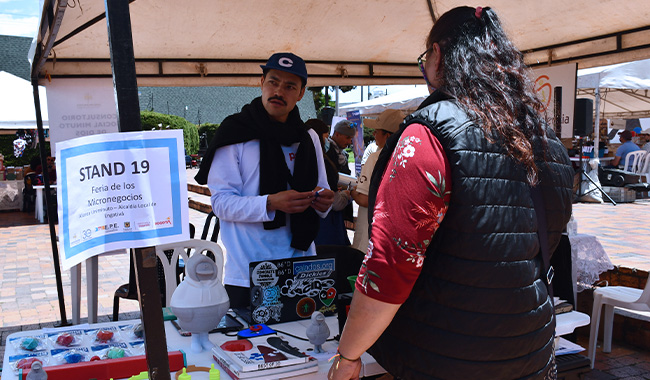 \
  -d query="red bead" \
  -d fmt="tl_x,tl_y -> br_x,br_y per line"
56,333 -> 74,346
96,329 -> 114,342
16,357 -> 42,369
